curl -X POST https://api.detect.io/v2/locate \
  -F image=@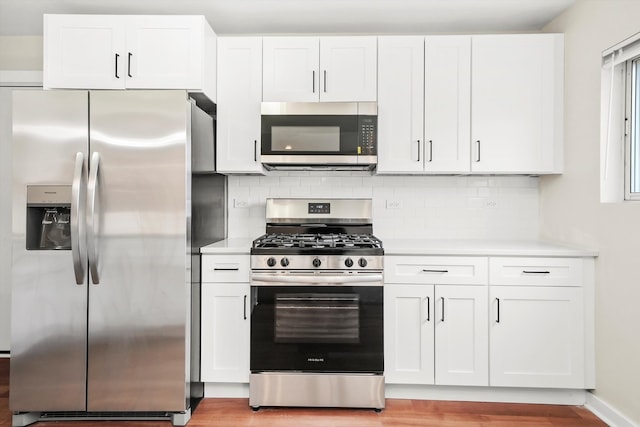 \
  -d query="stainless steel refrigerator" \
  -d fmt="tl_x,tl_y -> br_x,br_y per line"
10,90 -> 226,426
